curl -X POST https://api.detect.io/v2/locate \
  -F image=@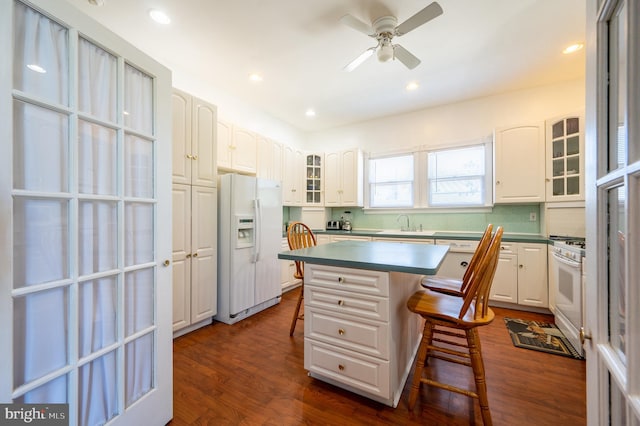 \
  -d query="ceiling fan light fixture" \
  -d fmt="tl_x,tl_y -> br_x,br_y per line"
377,42 -> 394,63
